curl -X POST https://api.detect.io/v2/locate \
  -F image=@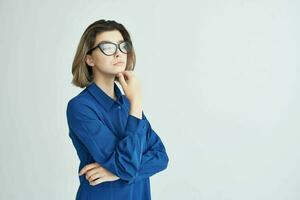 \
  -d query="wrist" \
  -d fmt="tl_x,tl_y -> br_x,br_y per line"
130,98 -> 142,106
129,103 -> 142,119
